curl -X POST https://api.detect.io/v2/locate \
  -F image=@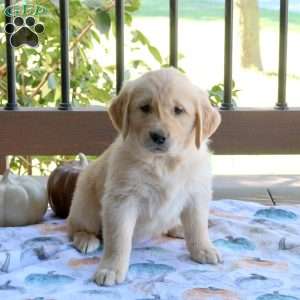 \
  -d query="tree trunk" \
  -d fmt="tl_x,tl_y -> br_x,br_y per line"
235,0 -> 263,71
